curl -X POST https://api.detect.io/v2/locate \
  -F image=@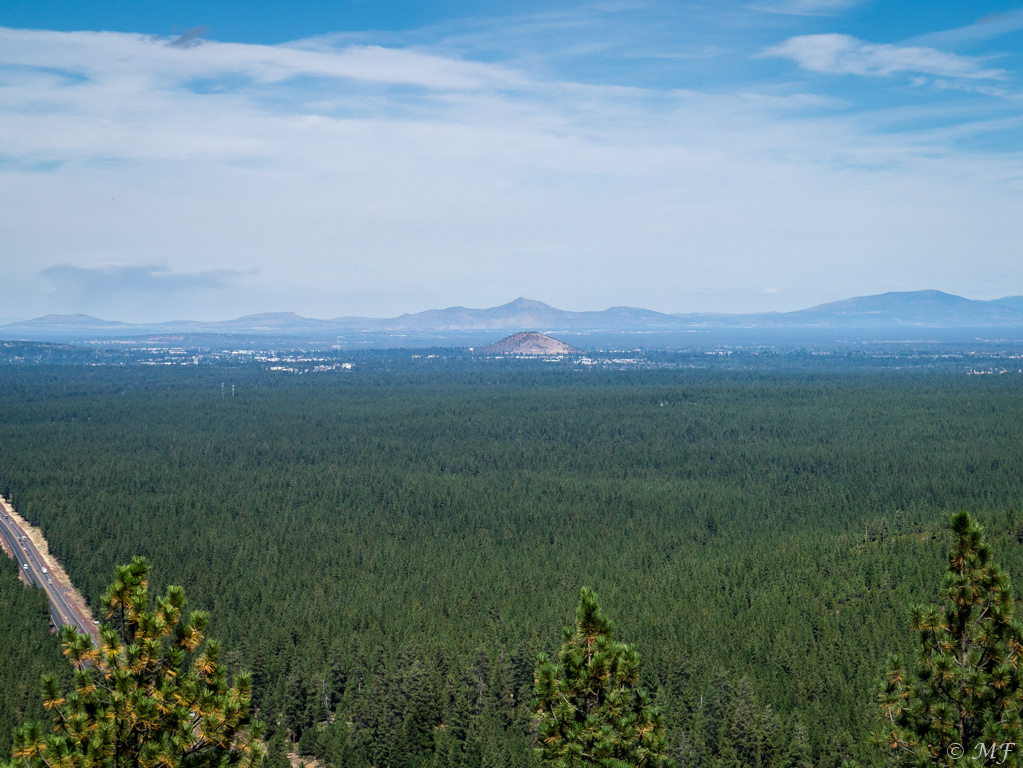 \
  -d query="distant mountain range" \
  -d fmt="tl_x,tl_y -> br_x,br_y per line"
4,291 -> 1023,341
